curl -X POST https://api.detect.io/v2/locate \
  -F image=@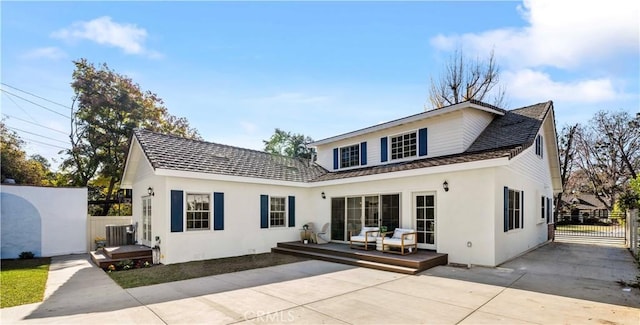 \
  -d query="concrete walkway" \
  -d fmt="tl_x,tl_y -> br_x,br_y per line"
2,241 -> 638,324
